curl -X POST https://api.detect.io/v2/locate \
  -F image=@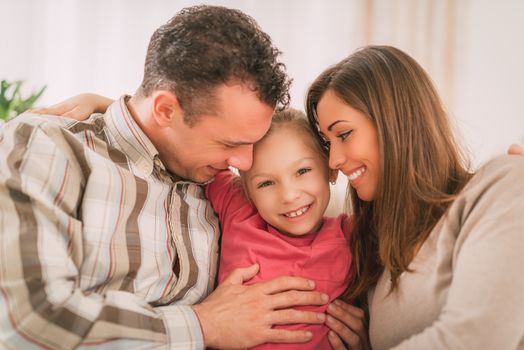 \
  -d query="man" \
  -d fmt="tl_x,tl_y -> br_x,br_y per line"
0,6 -> 327,349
